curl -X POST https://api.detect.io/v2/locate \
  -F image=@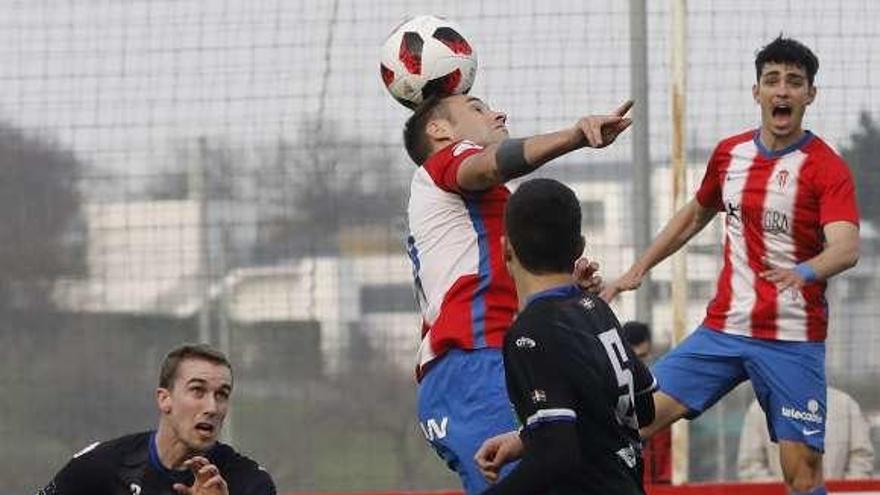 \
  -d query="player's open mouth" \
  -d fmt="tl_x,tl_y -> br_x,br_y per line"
195,422 -> 216,435
772,104 -> 792,119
